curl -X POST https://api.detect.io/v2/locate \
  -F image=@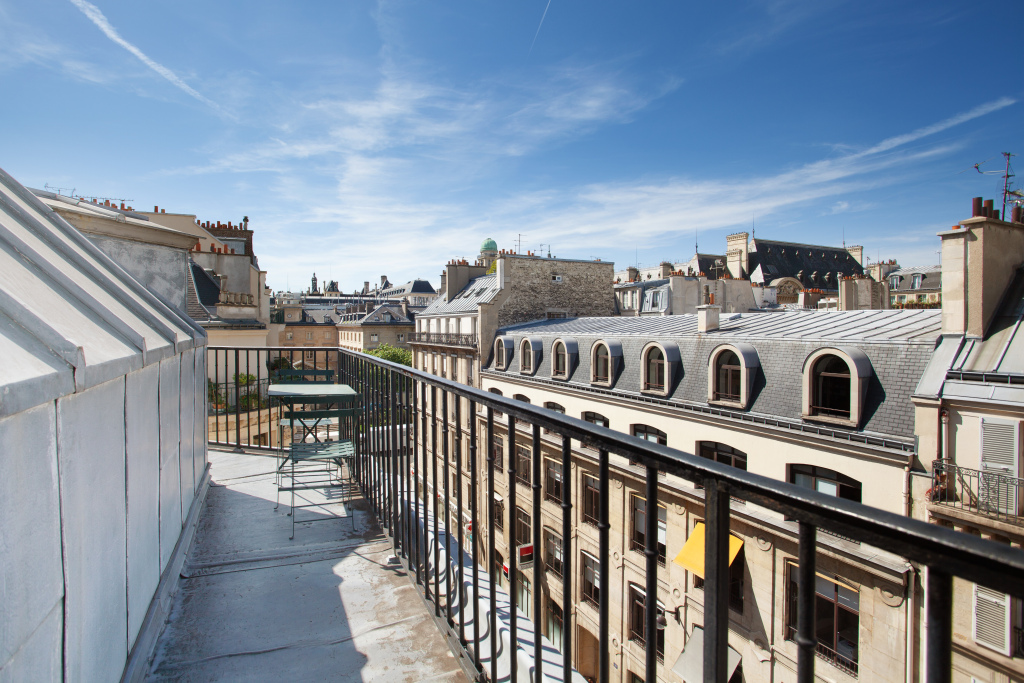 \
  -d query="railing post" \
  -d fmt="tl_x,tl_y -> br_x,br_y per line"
704,478 -> 730,683
796,522 -> 817,683
926,568 -> 953,683
508,412 -> 518,683
233,348 -> 242,452
599,448 -> 610,683
443,390 -> 452,626
469,399 -> 480,670
532,423 -> 543,682
431,386 -> 440,618
487,408 -> 498,683
413,377 -> 421,584
455,393 -> 465,644
561,435 -> 573,682
645,464 -> 659,682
